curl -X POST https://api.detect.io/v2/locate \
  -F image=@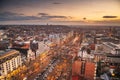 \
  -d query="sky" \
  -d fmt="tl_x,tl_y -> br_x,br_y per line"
0,0 -> 120,25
